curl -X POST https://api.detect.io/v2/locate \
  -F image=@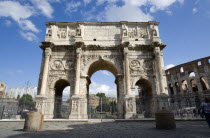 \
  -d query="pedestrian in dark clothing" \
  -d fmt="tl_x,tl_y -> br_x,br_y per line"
198,98 -> 210,128
193,109 -> 197,117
